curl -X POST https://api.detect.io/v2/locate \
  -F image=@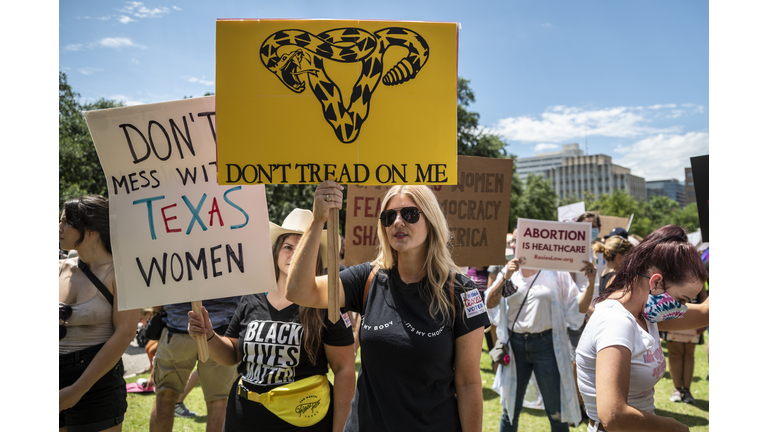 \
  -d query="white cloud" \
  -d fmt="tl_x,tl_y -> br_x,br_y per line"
489,105 -> 680,143
110,94 -> 145,106
649,104 -> 676,110
79,67 -> 103,75
118,15 -> 135,24
682,103 -> 705,113
172,6 -> 181,11
613,132 -> 709,181
534,143 -> 558,152
100,37 -> 146,49
65,44 -> 83,51
542,22 -> 554,28
187,76 -> 214,86
119,2 -> 171,18
486,103 -> 710,145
